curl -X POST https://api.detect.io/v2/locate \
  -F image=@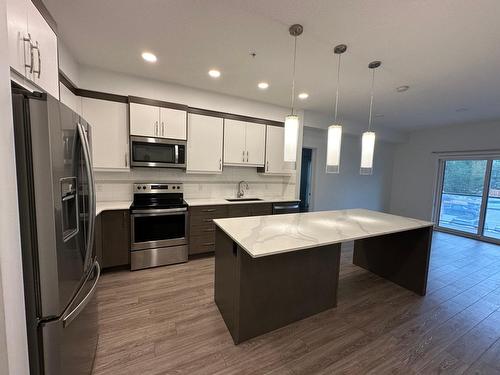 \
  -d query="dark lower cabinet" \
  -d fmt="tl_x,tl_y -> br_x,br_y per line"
226,203 -> 272,218
95,210 -> 130,269
94,213 -> 103,264
189,205 -> 228,256
189,203 -> 273,256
